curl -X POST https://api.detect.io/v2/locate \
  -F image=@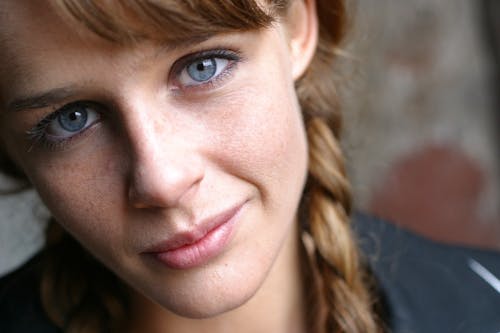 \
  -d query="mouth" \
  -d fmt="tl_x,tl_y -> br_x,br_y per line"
142,201 -> 246,269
